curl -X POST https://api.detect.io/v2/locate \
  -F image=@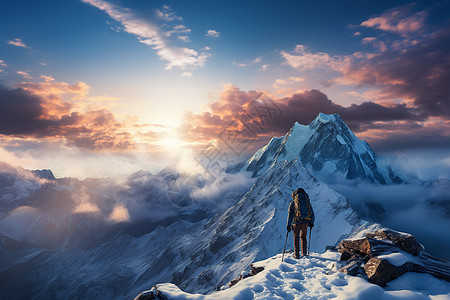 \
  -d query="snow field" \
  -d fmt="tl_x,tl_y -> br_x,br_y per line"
153,251 -> 450,300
